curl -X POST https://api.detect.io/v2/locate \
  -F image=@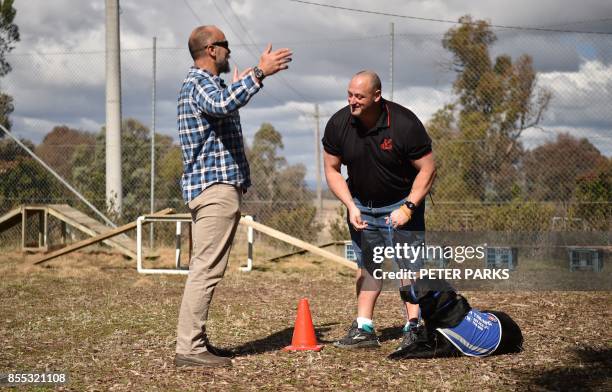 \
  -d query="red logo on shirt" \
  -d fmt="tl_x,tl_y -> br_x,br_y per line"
380,138 -> 393,151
